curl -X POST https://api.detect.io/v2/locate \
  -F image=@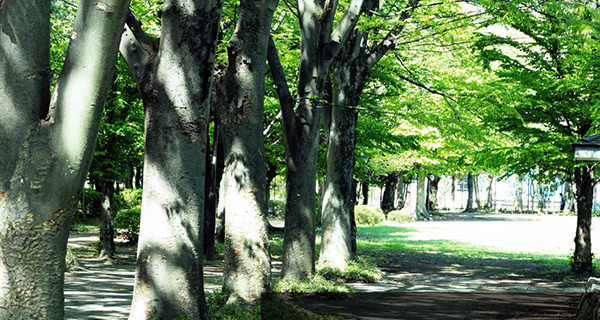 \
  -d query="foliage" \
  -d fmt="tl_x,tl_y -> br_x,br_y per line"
569,250 -> 596,273
317,256 -> 384,283
268,200 -> 286,218
118,188 -> 143,210
354,205 -> 385,226
114,206 -> 141,243
206,290 -> 260,320
387,210 -> 416,224
78,188 -> 102,217
273,275 -> 353,295
64,248 -> 79,272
